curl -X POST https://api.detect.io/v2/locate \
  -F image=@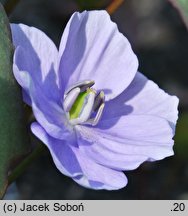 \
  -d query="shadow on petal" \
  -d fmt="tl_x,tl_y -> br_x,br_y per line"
95,72 -> 147,129
58,12 -> 87,94
11,24 -> 60,104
